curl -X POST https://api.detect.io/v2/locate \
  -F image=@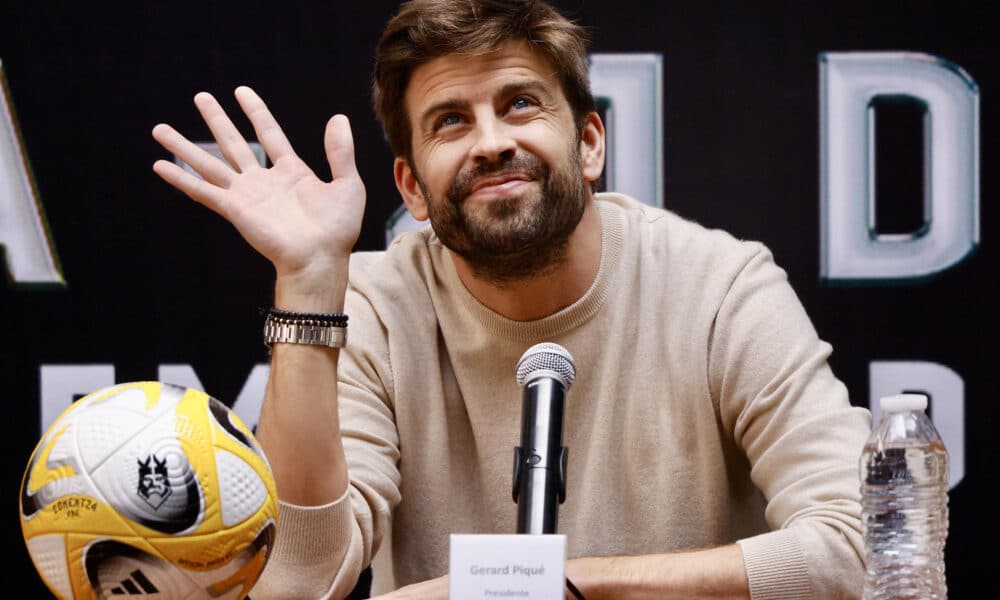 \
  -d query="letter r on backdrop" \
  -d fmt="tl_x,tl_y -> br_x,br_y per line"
869,360 -> 965,489
820,52 -> 979,282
